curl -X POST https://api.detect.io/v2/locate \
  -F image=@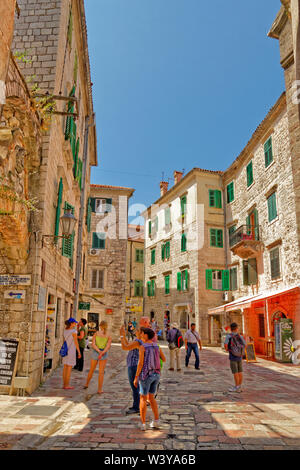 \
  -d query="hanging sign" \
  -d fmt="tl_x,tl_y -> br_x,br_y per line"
106,308 -> 113,315
4,290 -> 26,300
0,338 -> 19,394
79,302 -> 90,310
0,275 -> 31,286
